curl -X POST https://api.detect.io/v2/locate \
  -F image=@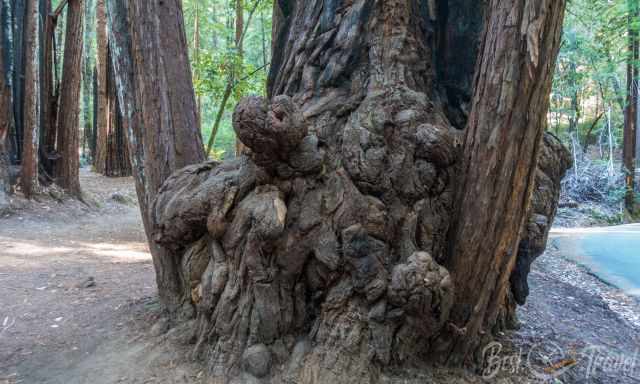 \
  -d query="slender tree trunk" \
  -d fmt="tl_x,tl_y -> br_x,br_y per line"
0,17 -> 13,201
193,0 -> 201,132
234,0 -> 245,155
95,0 -> 108,173
1,0 -> 17,170
624,0 -> 638,212
107,0 -> 205,315
91,65 -> 98,157
82,0 -> 95,162
206,0 -> 252,156
41,3 -> 59,179
103,49 -> 130,177
56,0 -> 84,196
21,0 -> 41,198
12,0 -> 26,165
146,1 -> 568,382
